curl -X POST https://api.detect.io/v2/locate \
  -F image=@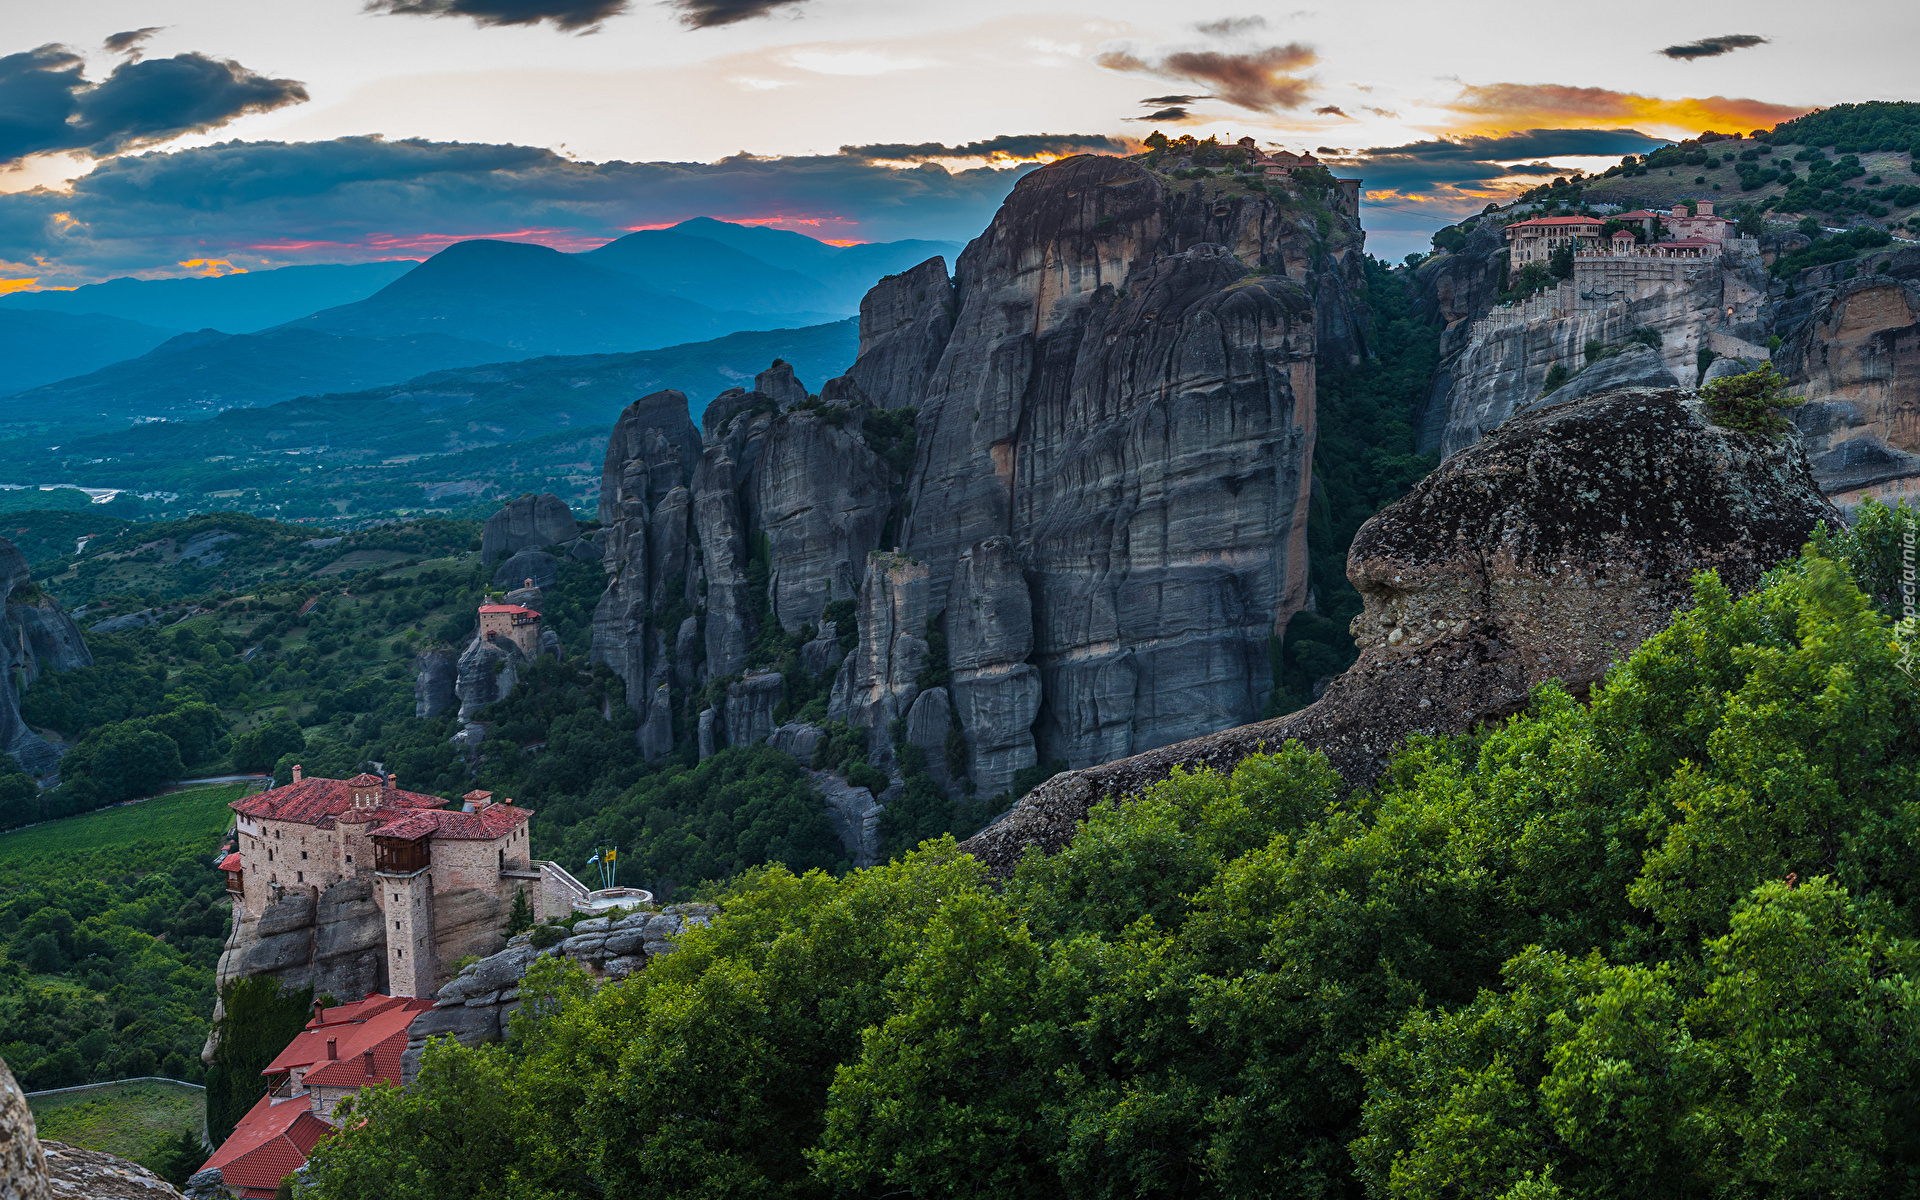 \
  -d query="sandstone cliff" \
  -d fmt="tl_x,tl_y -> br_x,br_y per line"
1,538 -> 91,775
958,386 -> 1840,875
